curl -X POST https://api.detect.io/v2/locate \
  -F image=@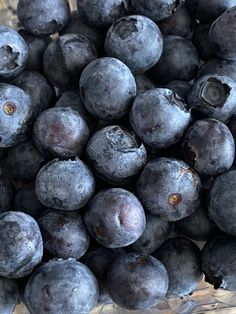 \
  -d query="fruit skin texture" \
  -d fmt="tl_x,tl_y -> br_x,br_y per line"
105,15 -> 163,73
35,159 -> 95,211
0,276 -> 19,314
193,24 -> 212,61
154,237 -> 203,297
0,211 -> 43,278
106,253 -> 169,310
208,170 -> 236,236
137,157 -> 202,221
202,233 -> 236,290
24,259 -> 99,314
17,0 -> 70,36
86,125 -> 147,185
130,88 -> 191,149
0,177 -> 14,214
84,188 -> 146,248
209,7 -> 236,61
0,26 -> 28,79
80,57 -> 136,121
187,75 -> 236,123
165,80 -> 191,100
181,119 -> 235,176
